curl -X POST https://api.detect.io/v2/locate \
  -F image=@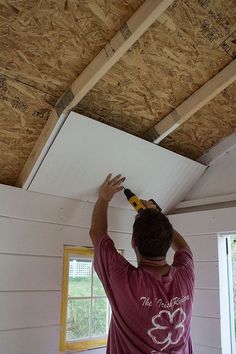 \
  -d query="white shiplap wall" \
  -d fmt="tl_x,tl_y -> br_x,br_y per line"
185,141 -> 236,201
170,208 -> 236,354
0,184 -> 235,354
0,184 -> 135,354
